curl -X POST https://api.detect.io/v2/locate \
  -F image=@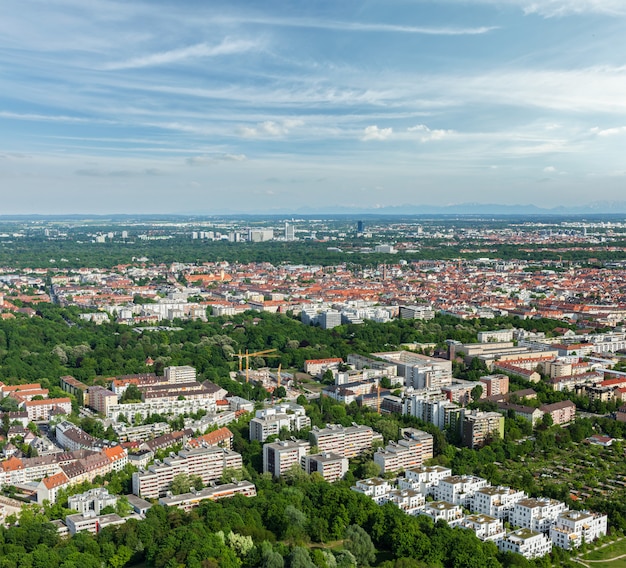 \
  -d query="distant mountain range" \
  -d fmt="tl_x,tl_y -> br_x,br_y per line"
283,201 -> 626,216
3,201 -> 626,219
